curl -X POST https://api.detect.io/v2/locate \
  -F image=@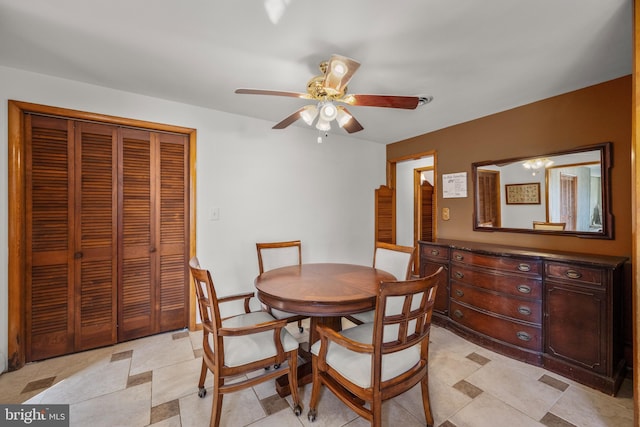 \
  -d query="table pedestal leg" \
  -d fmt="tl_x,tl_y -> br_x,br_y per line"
275,316 -> 343,397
